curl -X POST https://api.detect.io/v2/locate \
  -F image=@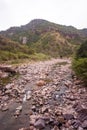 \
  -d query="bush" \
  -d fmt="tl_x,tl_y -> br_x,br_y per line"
28,53 -> 51,61
76,40 -> 87,58
72,40 -> 87,84
72,58 -> 87,84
